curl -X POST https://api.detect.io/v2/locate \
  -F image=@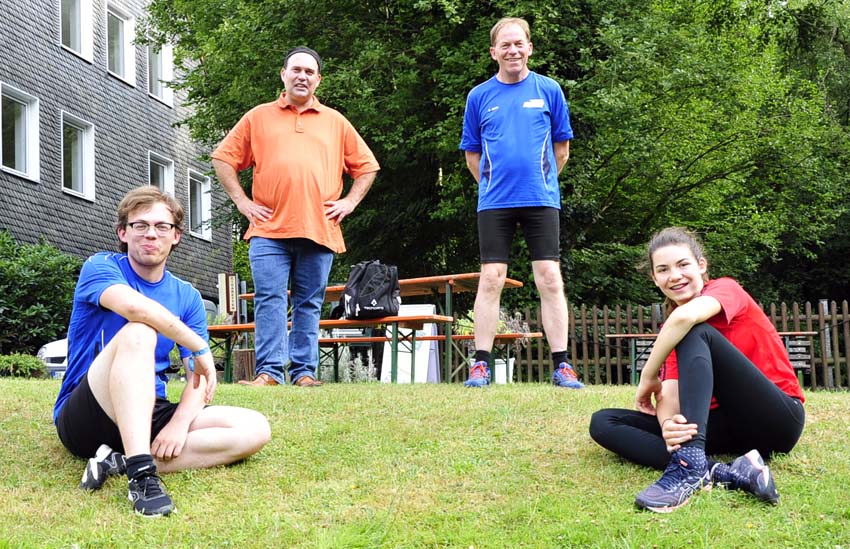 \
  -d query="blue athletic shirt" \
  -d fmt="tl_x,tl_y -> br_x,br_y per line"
53,252 -> 208,423
459,71 -> 573,212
